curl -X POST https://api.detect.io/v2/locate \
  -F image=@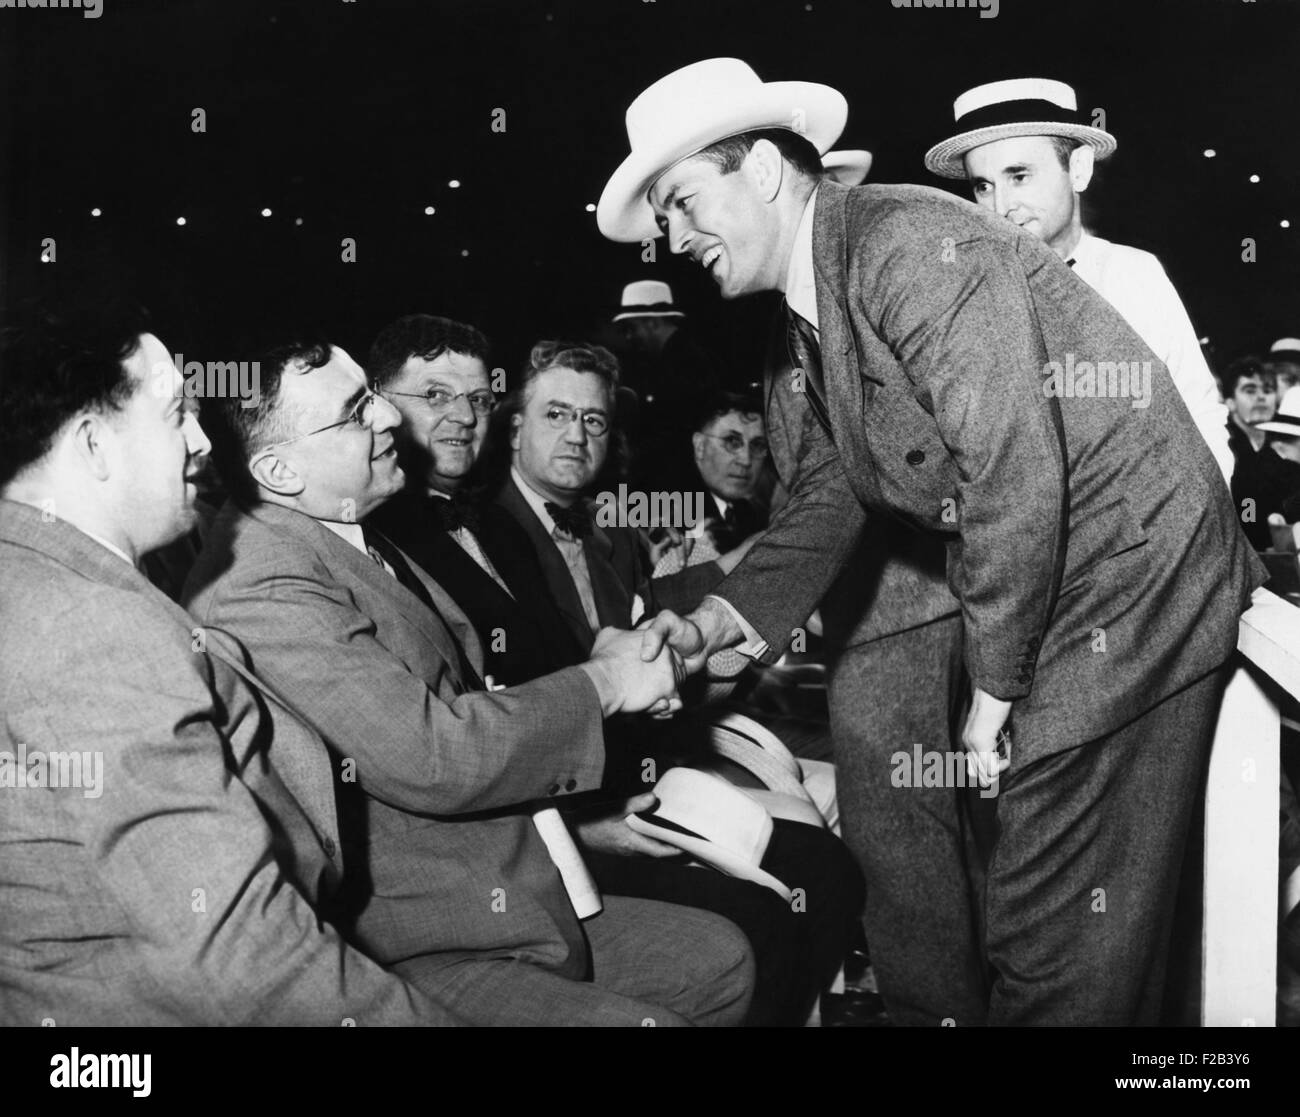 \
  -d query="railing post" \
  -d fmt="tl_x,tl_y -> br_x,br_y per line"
1202,656 -> 1280,1026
